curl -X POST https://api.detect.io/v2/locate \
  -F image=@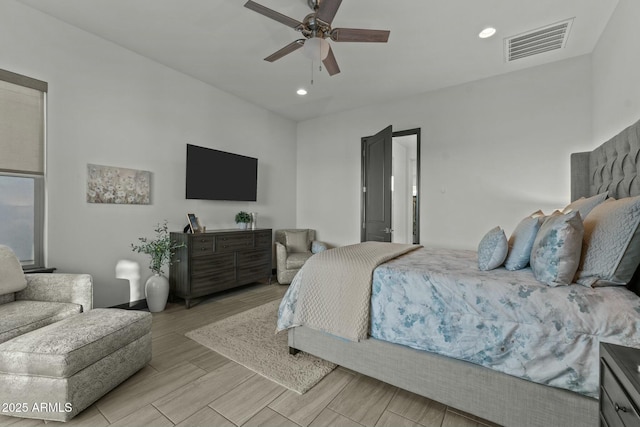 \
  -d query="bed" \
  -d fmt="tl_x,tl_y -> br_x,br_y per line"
279,118 -> 640,427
